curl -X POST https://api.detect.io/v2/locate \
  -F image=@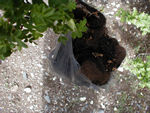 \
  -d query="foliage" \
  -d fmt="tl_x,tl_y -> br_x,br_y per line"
0,0 -> 87,60
116,8 -> 150,36
124,56 -> 150,89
